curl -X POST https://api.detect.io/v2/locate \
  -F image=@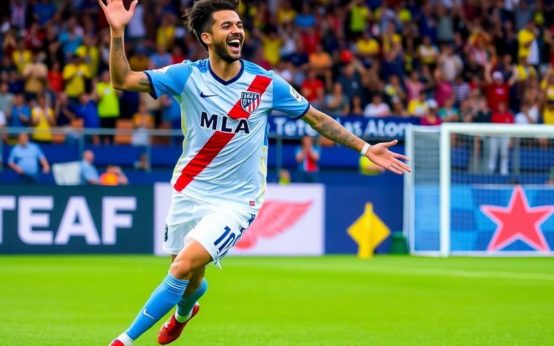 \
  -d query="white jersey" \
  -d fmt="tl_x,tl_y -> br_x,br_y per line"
145,59 -> 309,212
